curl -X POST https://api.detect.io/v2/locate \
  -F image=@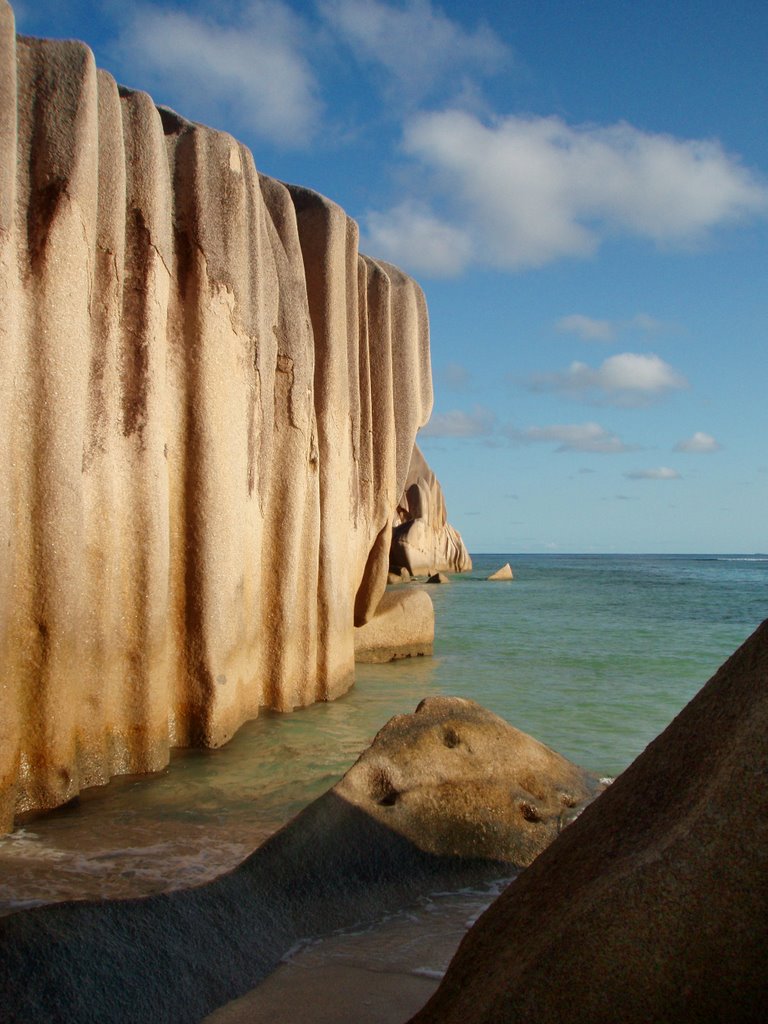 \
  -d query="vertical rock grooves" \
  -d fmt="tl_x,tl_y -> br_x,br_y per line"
0,5 -> 436,829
